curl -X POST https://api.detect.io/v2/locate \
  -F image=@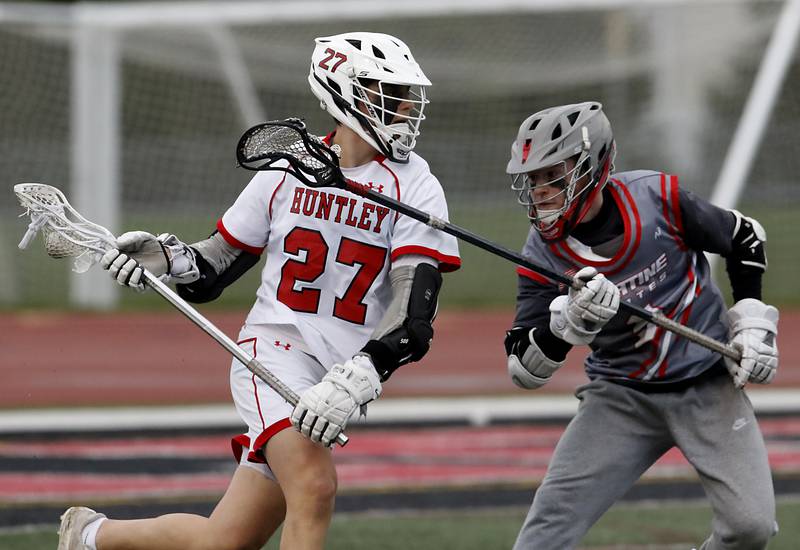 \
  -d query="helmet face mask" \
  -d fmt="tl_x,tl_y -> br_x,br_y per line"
308,32 -> 431,163
352,79 -> 427,155
506,102 -> 615,241
512,153 -> 594,235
